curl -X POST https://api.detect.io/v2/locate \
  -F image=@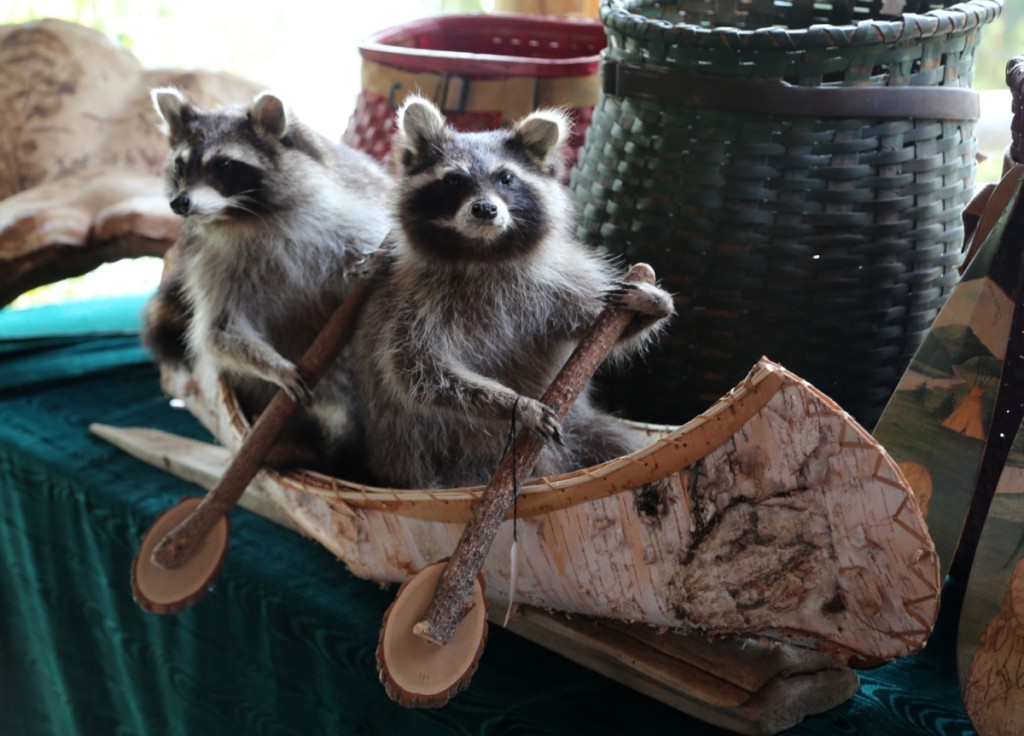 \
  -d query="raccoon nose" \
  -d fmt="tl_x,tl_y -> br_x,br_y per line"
470,200 -> 498,221
170,194 -> 191,216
